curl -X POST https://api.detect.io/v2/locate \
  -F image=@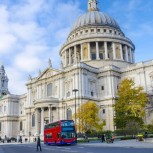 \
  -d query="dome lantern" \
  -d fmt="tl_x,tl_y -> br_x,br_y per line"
88,0 -> 99,12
